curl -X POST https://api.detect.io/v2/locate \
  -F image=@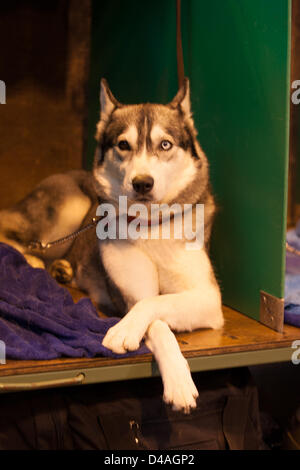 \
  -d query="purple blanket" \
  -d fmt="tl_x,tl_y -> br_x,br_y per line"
0,243 -> 149,360
285,221 -> 300,328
